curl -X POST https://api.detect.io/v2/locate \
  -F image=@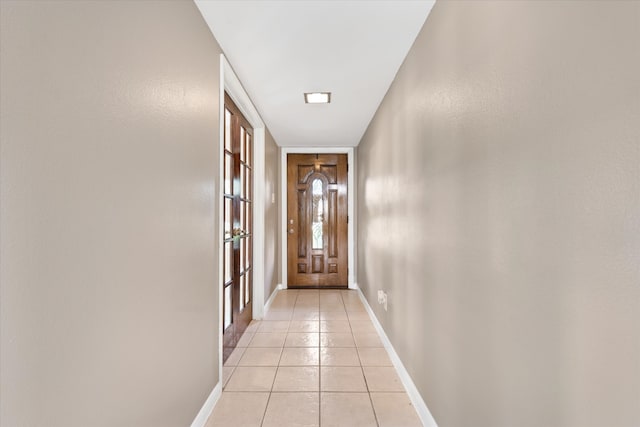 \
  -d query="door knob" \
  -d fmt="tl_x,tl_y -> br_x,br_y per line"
289,228 -> 294,234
